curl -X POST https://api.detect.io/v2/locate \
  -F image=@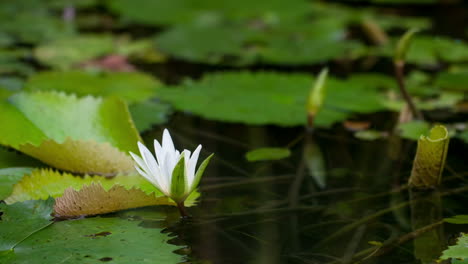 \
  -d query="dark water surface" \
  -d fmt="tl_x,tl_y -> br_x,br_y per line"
135,118 -> 468,264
